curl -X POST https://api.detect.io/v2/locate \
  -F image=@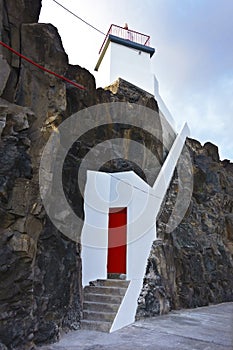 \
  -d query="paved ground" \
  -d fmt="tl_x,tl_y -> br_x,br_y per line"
39,302 -> 233,350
